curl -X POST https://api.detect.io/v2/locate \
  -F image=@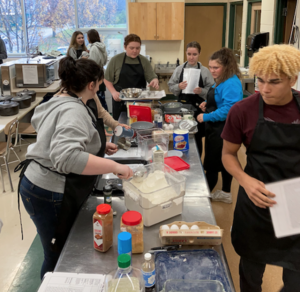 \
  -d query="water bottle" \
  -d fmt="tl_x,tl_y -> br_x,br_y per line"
105,254 -> 145,292
141,253 -> 155,292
